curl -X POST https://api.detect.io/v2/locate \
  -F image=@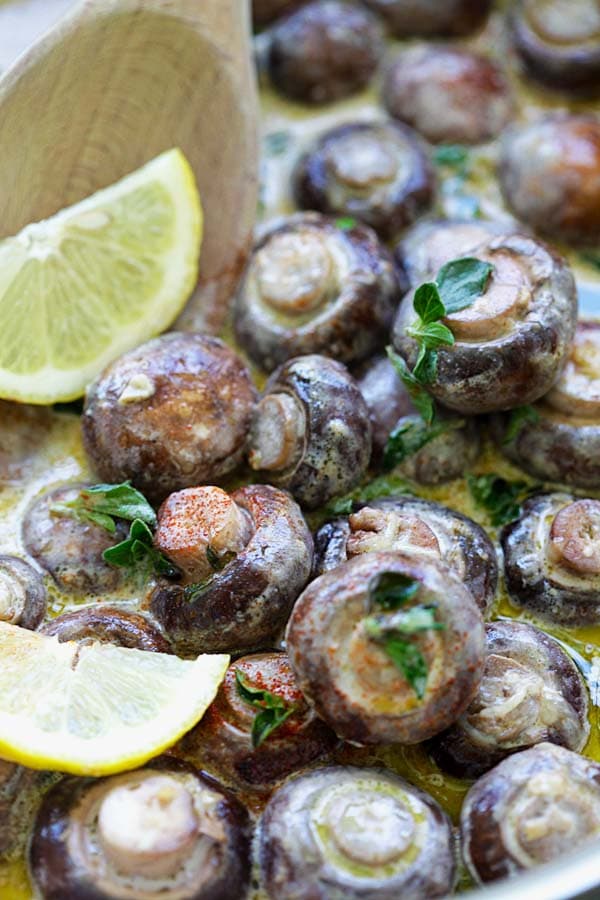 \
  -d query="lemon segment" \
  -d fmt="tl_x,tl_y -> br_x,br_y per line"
0,148 -> 202,404
0,622 -> 228,776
